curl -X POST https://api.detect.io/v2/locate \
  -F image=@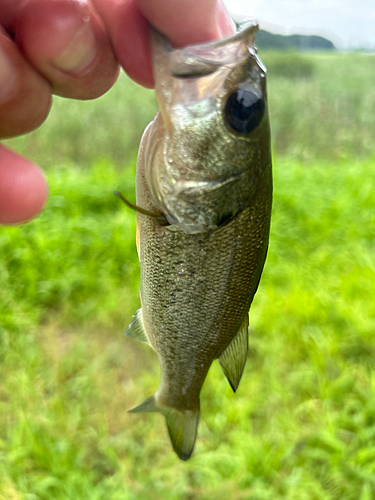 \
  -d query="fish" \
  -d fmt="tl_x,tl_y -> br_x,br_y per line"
123,20 -> 272,461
